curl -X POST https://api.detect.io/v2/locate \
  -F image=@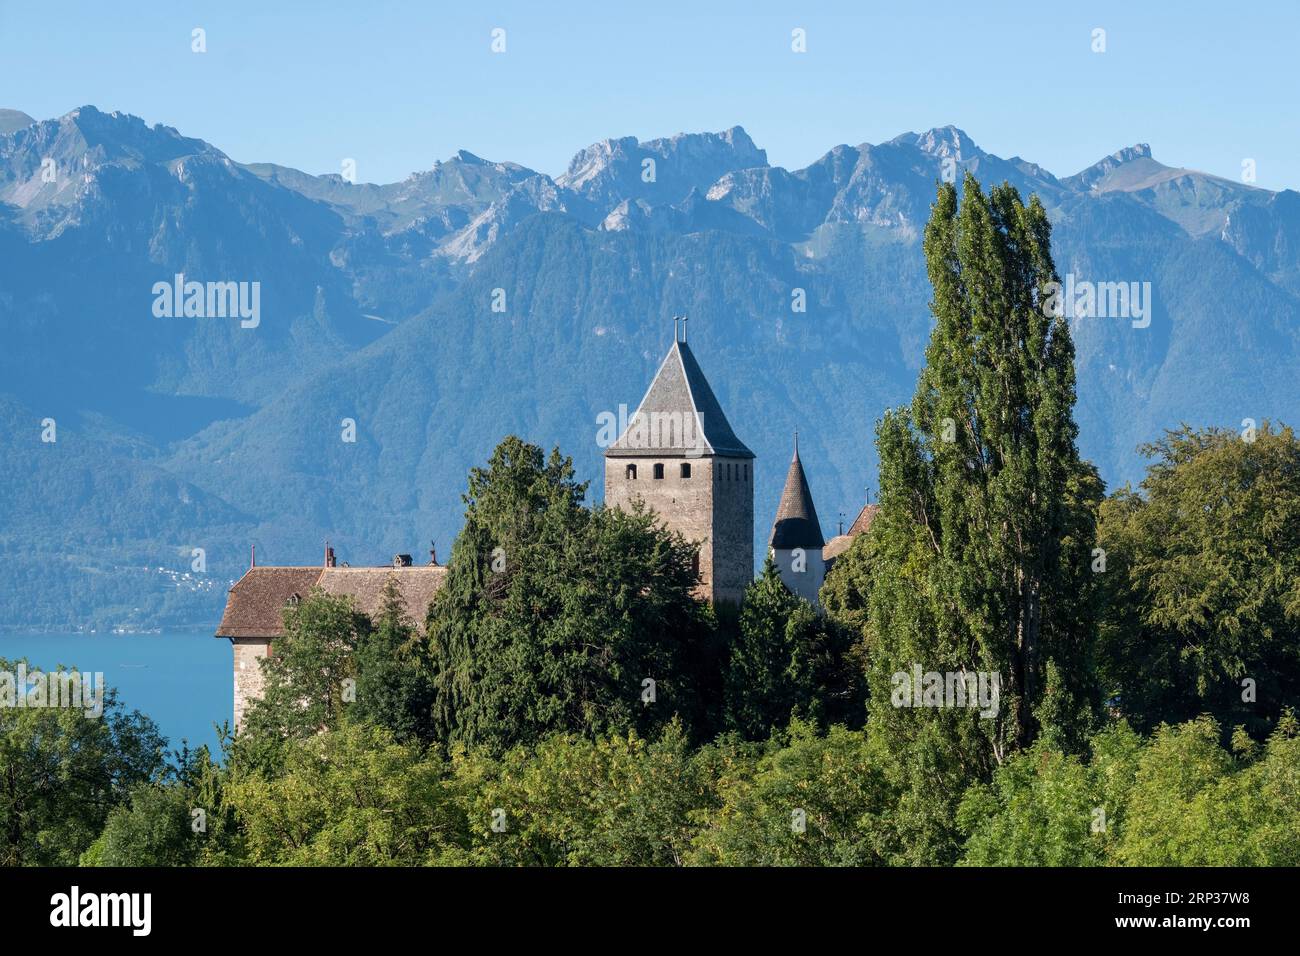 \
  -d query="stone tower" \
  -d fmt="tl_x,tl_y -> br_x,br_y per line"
604,321 -> 754,605
768,433 -> 825,604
